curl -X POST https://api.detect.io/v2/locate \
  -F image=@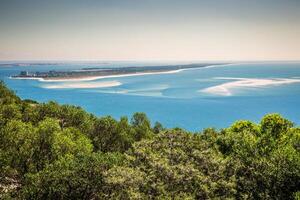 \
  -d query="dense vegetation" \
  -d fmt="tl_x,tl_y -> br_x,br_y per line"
0,81 -> 299,199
